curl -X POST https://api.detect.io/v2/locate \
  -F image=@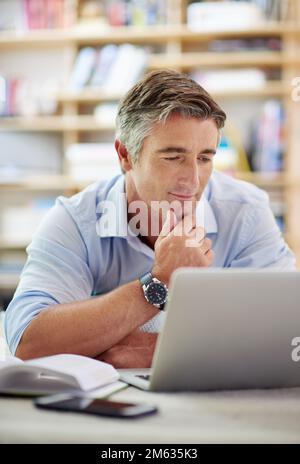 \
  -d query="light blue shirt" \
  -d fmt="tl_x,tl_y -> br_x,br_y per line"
4,171 -> 296,355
